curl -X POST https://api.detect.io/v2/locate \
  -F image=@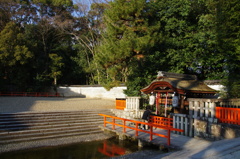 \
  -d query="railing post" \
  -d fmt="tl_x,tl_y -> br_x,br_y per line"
168,118 -> 171,127
123,120 -> 126,133
135,123 -> 138,137
113,118 -> 115,130
150,125 -> 153,141
167,129 -> 171,145
104,116 -> 106,127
